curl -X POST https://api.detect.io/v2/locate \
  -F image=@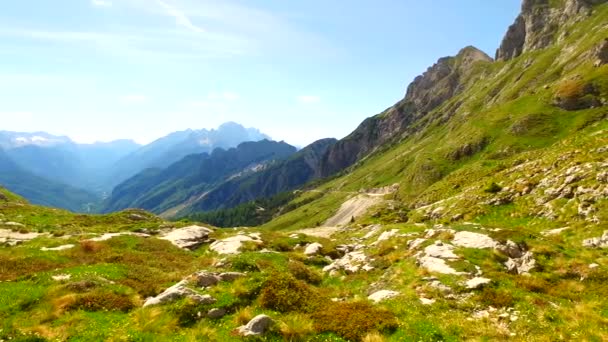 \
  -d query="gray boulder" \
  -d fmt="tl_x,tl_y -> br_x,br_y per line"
160,225 -> 213,250
236,314 -> 274,336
